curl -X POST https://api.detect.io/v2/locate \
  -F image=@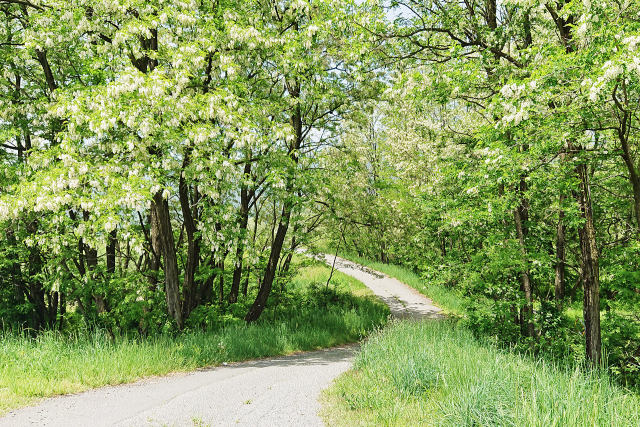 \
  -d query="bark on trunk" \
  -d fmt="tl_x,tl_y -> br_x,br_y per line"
512,141 -> 534,338
218,259 -> 225,304
179,154 -> 200,319
107,229 -> 117,275
24,218 -> 47,330
485,0 -> 497,30
59,292 -> 66,331
242,267 -> 250,297
576,162 -> 601,365
82,211 -> 108,315
548,2 -> 600,362
48,291 -> 58,328
152,191 -> 183,329
281,237 -> 295,274
229,162 -> 252,304
148,209 -> 162,290
554,194 -> 566,307
513,200 -> 534,338
281,223 -> 300,274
